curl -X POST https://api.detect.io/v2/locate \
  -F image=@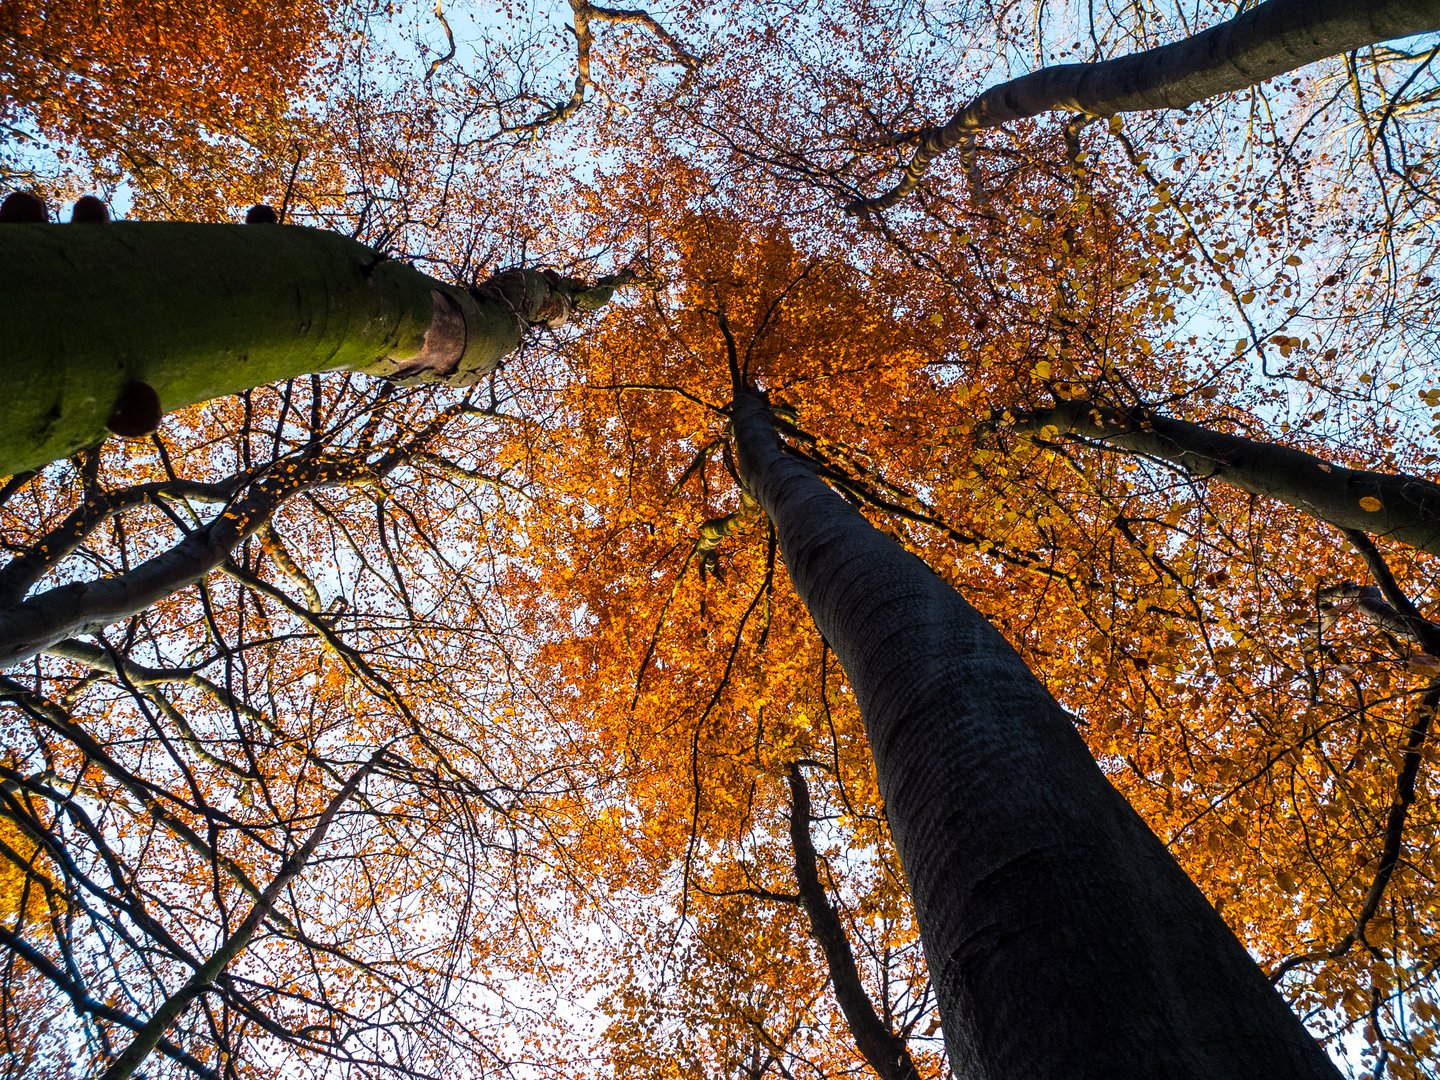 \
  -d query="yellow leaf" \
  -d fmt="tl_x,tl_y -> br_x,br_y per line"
1359,496 -> 1383,512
